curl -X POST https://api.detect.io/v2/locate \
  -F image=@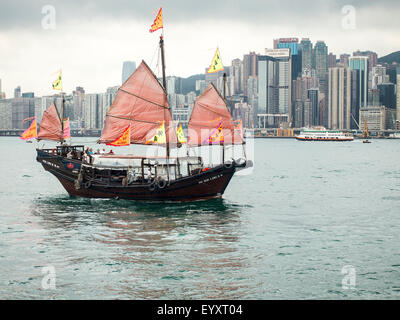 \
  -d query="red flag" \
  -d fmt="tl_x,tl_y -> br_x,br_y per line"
149,8 -> 163,33
20,118 -> 38,140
